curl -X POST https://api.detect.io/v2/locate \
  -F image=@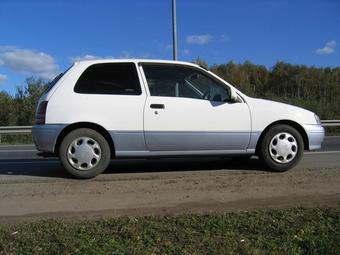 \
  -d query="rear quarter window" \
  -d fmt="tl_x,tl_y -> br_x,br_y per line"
74,63 -> 141,95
